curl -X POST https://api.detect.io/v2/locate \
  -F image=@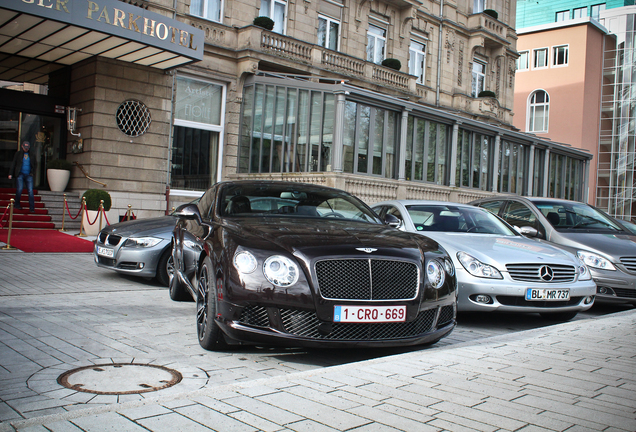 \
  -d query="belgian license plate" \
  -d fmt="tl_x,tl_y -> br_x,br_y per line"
97,246 -> 114,258
333,305 -> 406,323
526,288 -> 570,301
